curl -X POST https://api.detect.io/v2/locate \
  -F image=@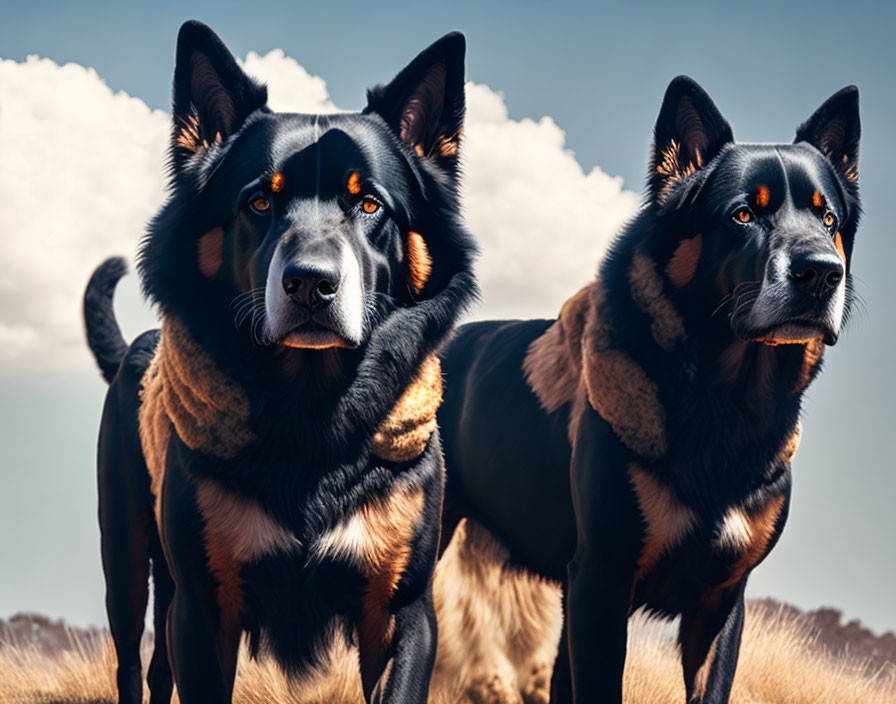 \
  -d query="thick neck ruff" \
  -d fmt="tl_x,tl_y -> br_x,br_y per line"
524,279 -> 808,459
138,317 -> 442,519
